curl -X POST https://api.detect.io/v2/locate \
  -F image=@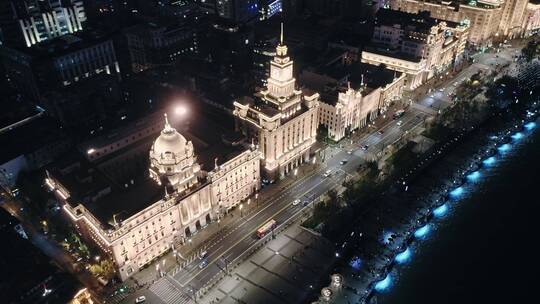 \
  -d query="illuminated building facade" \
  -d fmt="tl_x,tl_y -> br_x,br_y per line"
46,115 -> 260,281
301,61 -> 405,142
259,0 -> 283,20
233,25 -> 320,179
0,0 -> 86,47
0,32 -> 120,100
125,20 -> 200,73
522,1 -> 540,37
361,9 -> 469,89
389,0 -> 531,45
216,0 -> 260,23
